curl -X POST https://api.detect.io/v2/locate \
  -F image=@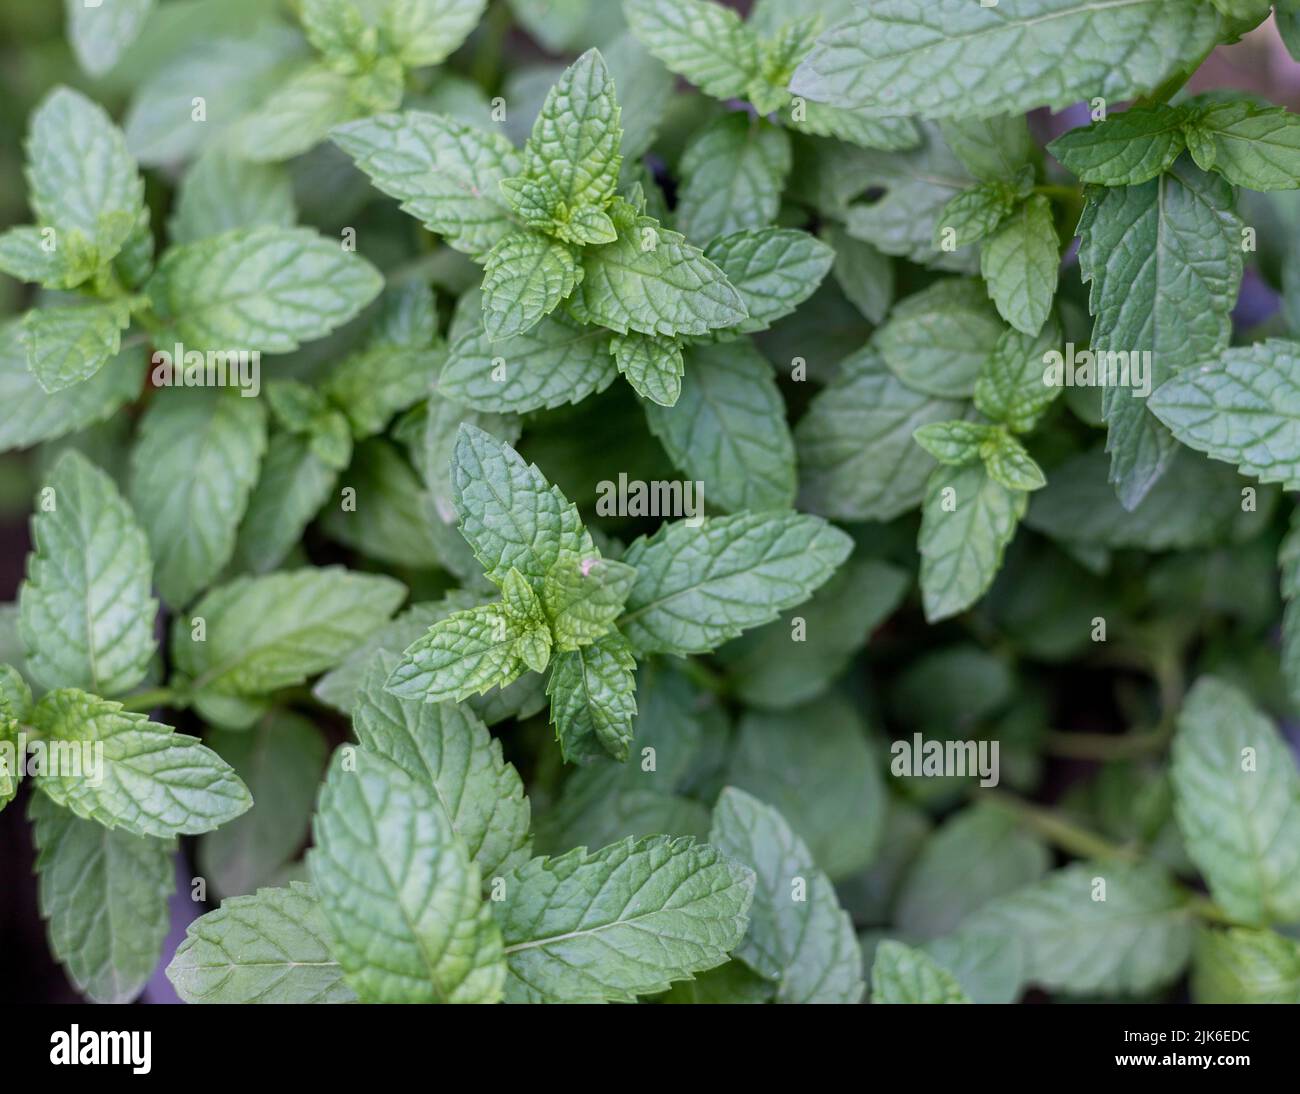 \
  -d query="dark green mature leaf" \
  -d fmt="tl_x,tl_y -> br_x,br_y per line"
167,882 -> 356,1004
877,279 -> 1005,398
547,631 -> 639,764
1184,100 -> 1300,191
493,833 -> 754,1003
675,115 -> 791,243
20,451 -> 156,697
1048,105 -> 1189,186
790,0 -> 1221,120
30,792 -> 173,1004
